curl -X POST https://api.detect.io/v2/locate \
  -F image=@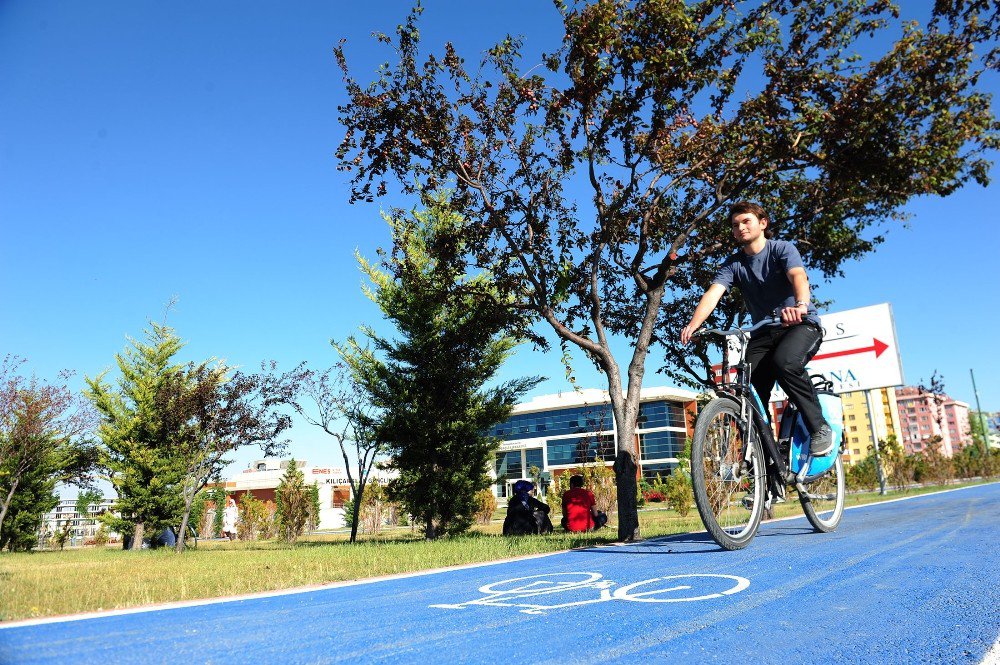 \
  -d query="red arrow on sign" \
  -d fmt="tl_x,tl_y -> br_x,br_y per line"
813,338 -> 889,362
